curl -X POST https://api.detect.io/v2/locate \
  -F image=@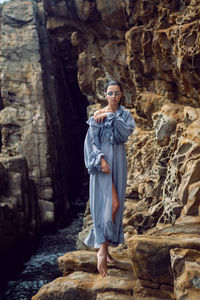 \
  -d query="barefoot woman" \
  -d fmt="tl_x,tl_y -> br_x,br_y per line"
84,80 -> 135,276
